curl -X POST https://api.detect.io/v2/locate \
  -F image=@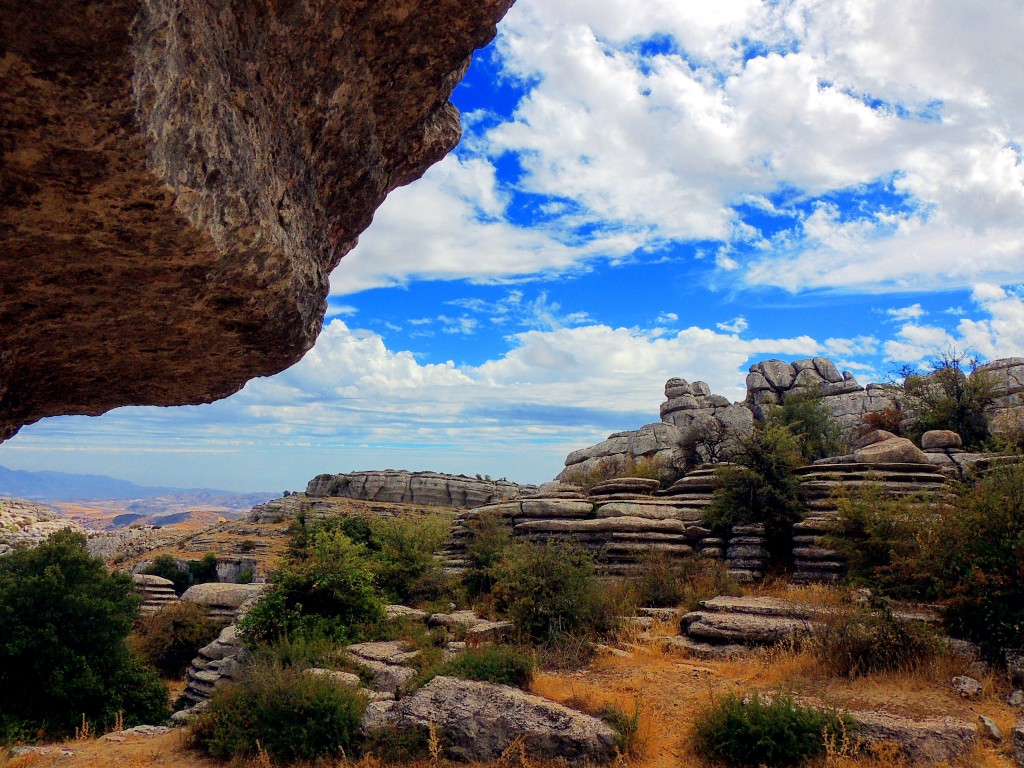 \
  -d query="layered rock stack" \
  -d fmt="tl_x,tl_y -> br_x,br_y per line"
305,470 -> 533,509
449,471 -> 724,576
656,466 -> 724,557
178,625 -> 247,711
793,440 -> 949,583
131,574 -> 179,616
557,423 -> 687,486
660,378 -> 754,461
180,583 -> 265,627
746,358 -> 895,432
726,524 -> 770,582
670,596 -> 820,659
